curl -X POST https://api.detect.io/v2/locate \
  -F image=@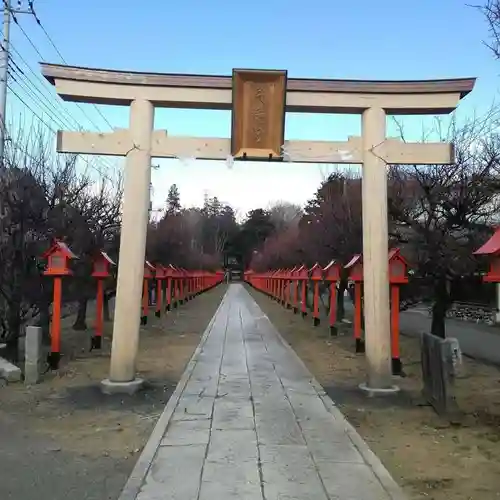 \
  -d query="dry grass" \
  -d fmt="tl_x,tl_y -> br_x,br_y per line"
249,287 -> 500,500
